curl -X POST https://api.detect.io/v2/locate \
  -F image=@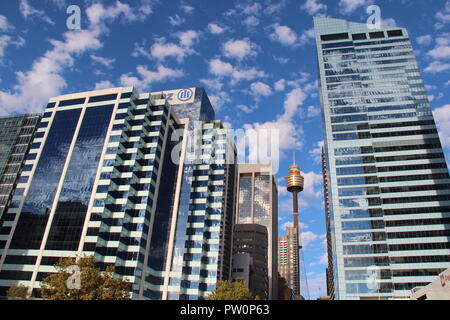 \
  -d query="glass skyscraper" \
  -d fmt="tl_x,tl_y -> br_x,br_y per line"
0,86 -> 237,300
235,162 -> 278,299
0,114 -> 41,219
315,17 -> 450,299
